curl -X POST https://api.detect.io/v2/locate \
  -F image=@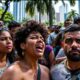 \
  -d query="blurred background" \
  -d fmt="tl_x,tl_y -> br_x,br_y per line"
0,0 -> 80,26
